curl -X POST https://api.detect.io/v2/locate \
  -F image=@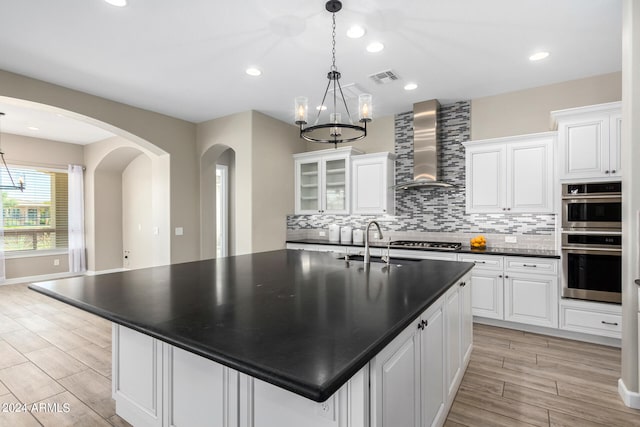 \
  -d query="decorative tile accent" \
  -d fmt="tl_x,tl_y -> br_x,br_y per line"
287,101 -> 556,249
